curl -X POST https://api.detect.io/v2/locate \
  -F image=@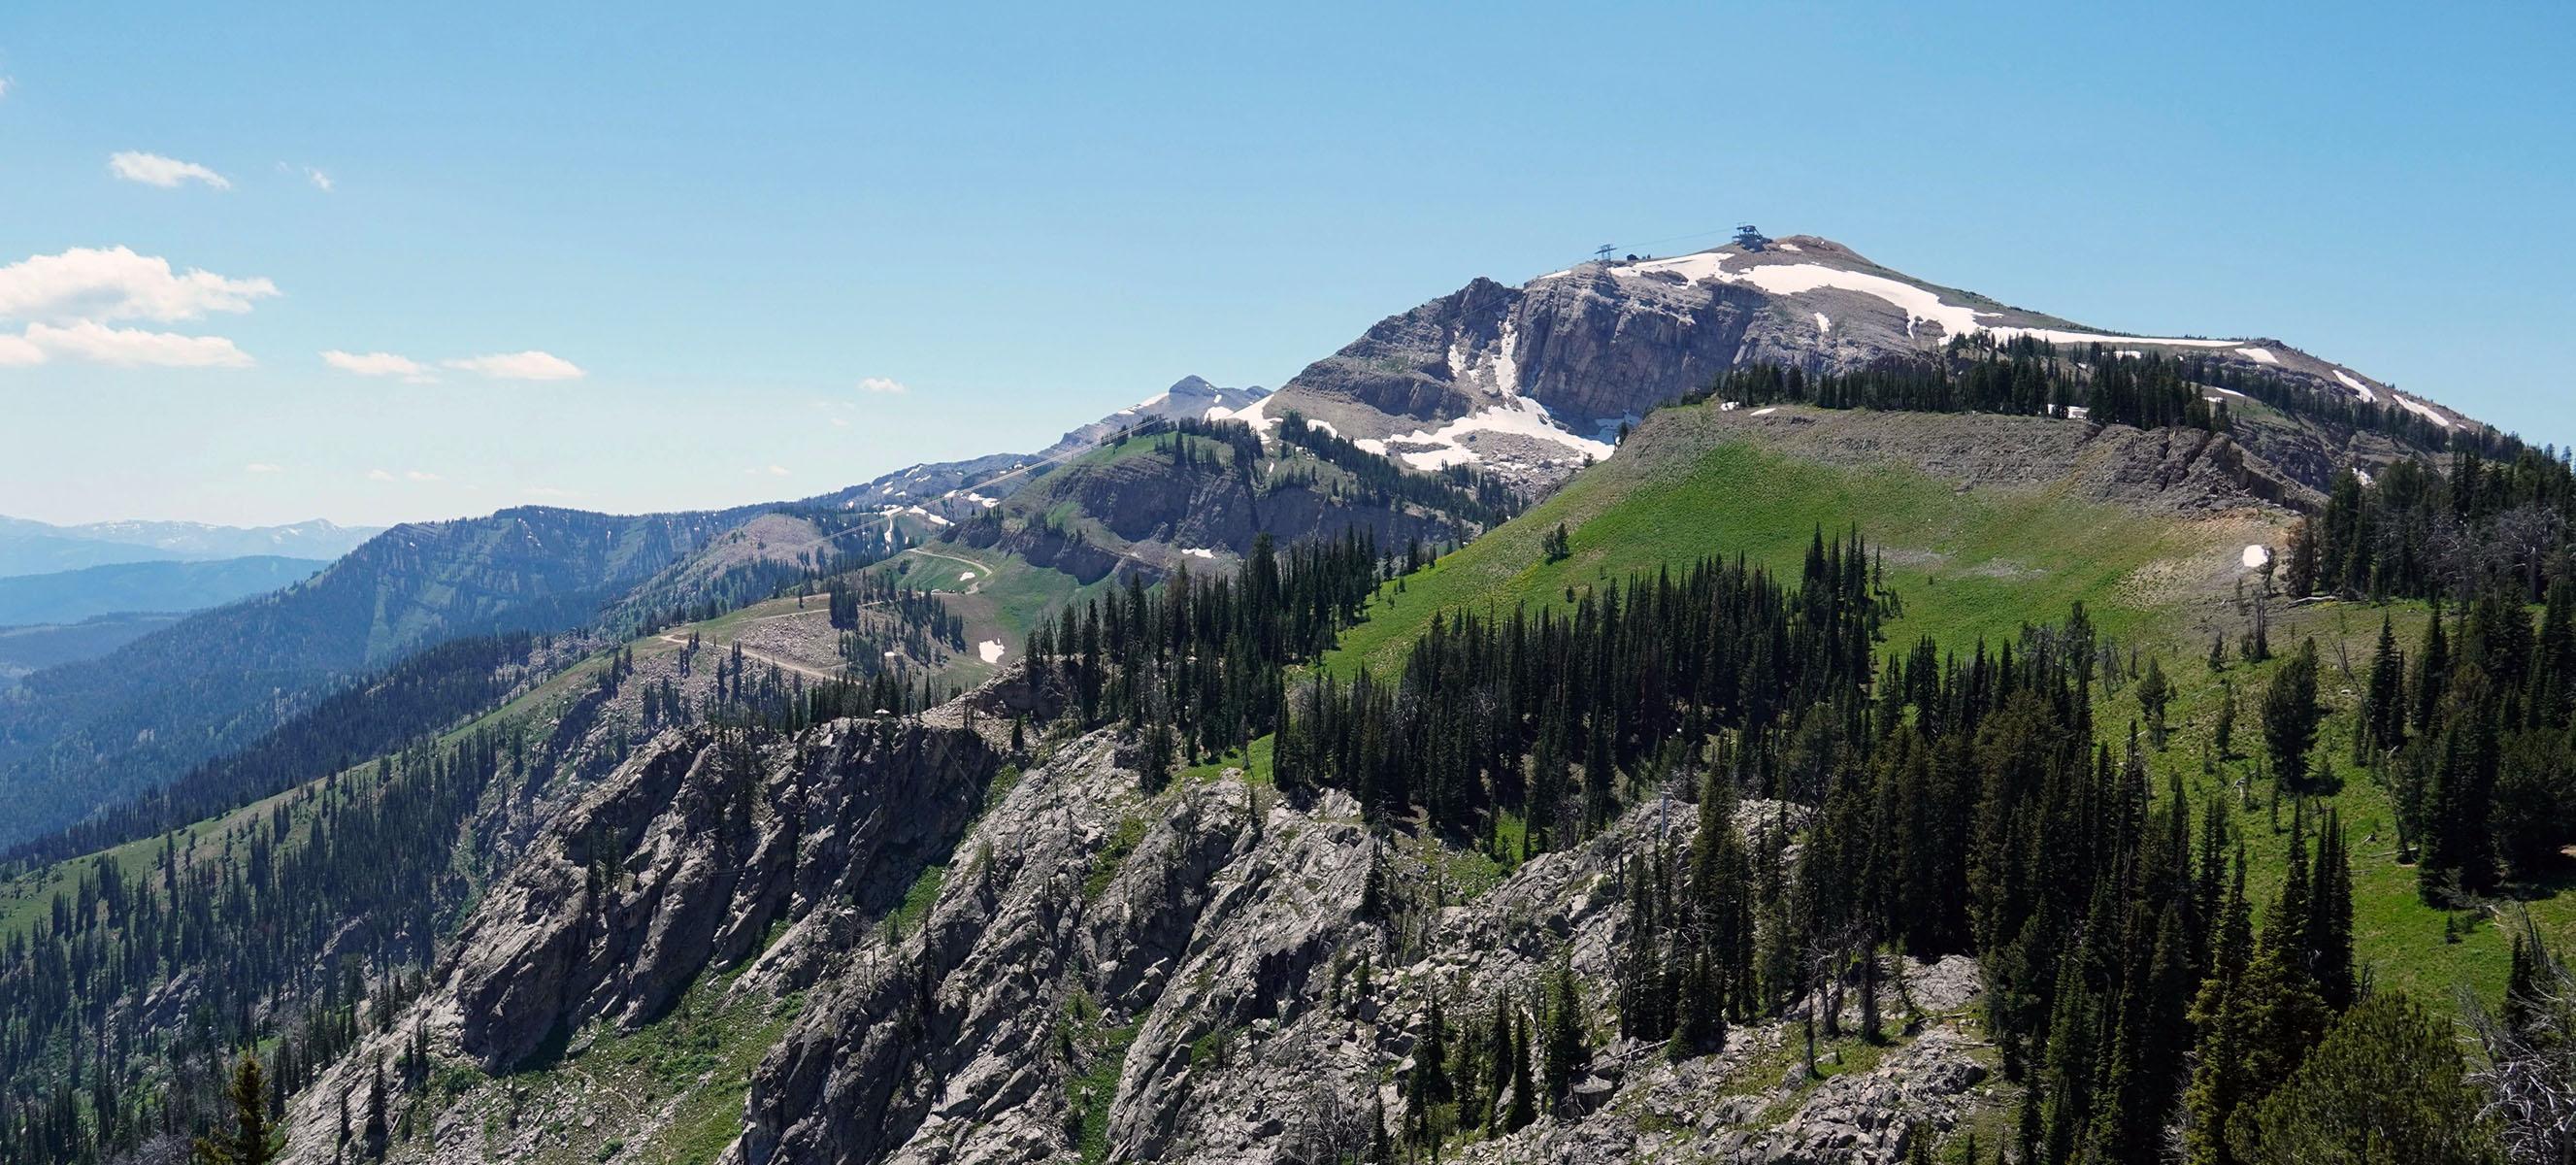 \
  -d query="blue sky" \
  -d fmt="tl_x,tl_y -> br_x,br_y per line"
1,2 -> 2568,527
